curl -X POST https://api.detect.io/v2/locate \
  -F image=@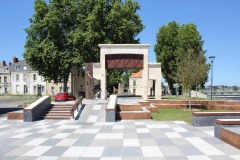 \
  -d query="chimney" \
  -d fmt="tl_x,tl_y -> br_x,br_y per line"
12,56 -> 18,63
9,62 -> 12,66
2,61 -> 6,66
